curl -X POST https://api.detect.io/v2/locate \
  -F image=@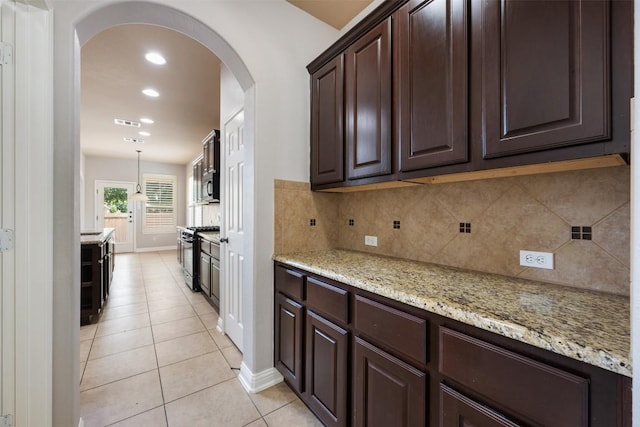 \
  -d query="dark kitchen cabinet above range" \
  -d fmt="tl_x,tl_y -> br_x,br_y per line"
307,0 -> 632,191
194,129 -> 220,203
